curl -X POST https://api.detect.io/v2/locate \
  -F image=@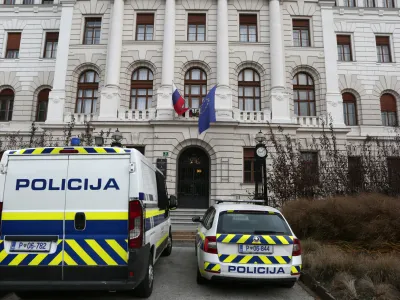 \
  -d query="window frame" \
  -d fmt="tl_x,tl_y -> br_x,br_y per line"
238,69 -> 261,111
239,14 -> 258,43
293,72 -> 316,116
343,0 -> 357,6
342,92 -> 358,126
187,13 -> 206,42
184,68 -> 207,109
383,0 -> 395,7
136,13 -> 155,41
43,32 -> 59,59
83,18 -> 102,45
364,0 -> 376,7
130,68 -> 154,110
376,36 -> 392,63
0,89 -> 14,122
75,70 -> 100,114
3,0 -> 15,4
243,148 -> 257,183
42,0 -> 54,3
36,88 -> 51,122
337,35 -> 353,62
5,32 -> 21,59
380,93 -> 398,126
292,19 -> 310,47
